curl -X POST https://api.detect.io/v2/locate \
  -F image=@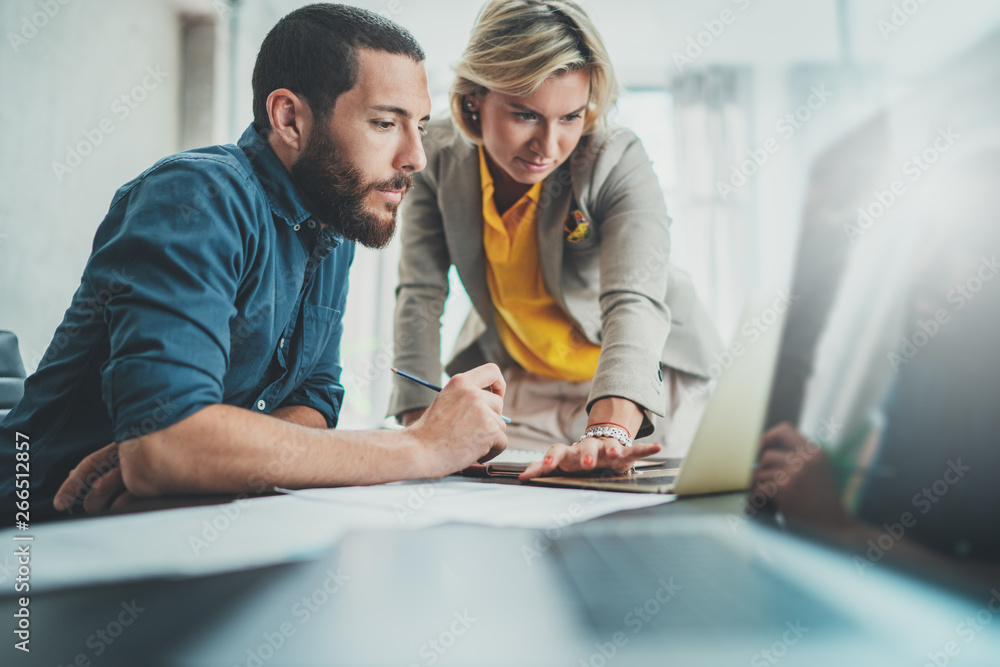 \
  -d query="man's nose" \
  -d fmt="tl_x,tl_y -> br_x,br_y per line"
395,128 -> 427,173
